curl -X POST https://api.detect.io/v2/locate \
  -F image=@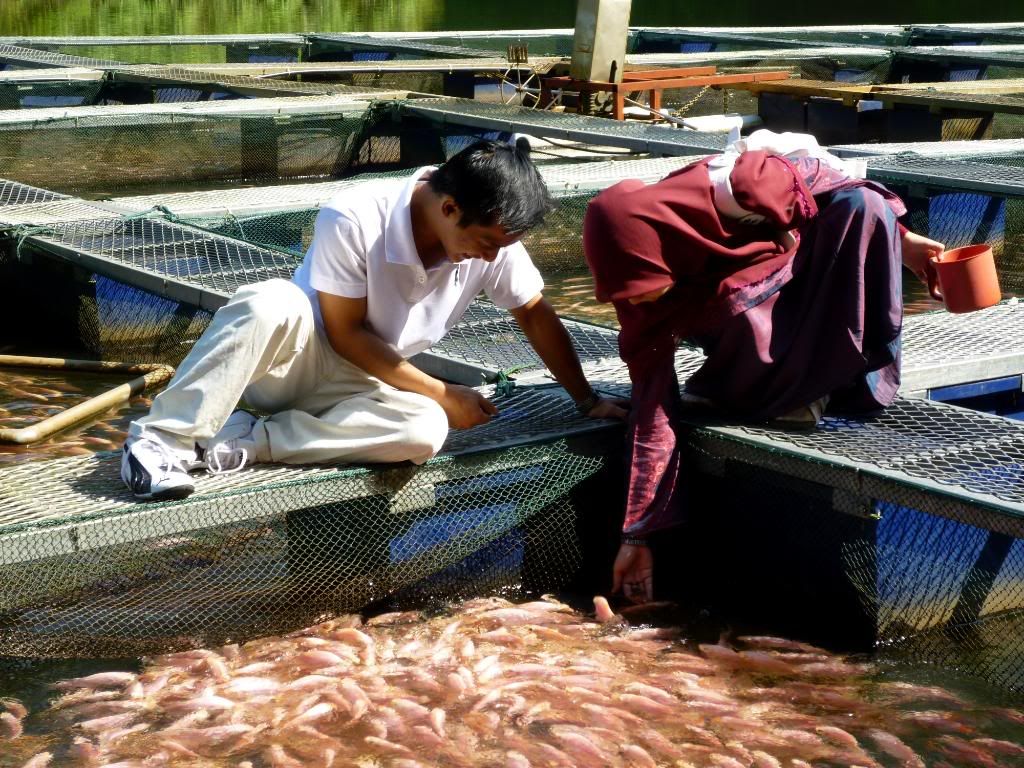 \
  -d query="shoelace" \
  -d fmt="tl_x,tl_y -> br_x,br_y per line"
205,441 -> 249,475
135,439 -> 189,478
